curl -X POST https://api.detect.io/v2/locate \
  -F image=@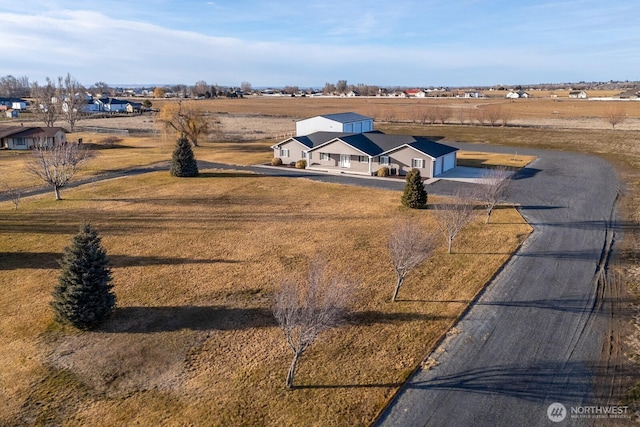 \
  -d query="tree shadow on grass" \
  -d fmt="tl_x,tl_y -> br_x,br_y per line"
348,310 -> 454,325
0,251 -> 241,270
295,382 -> 403,390
101,305 -> 277,333
197,171 -> 258,178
